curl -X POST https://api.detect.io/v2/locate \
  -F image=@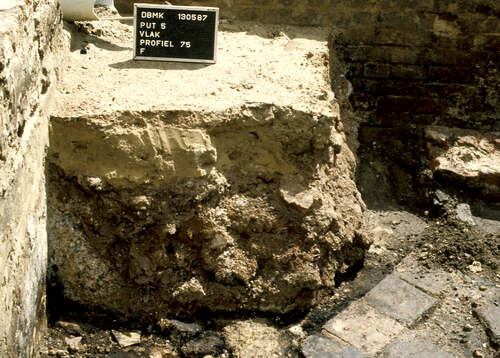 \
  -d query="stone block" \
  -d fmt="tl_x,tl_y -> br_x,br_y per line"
382,338 -> 455,358
425,126 -> 500,198
474,289 -> 500,347
364,274 -> 437,326
323,301 -> 405,355
395,254 -> 452,296
302,335 -> 367,358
